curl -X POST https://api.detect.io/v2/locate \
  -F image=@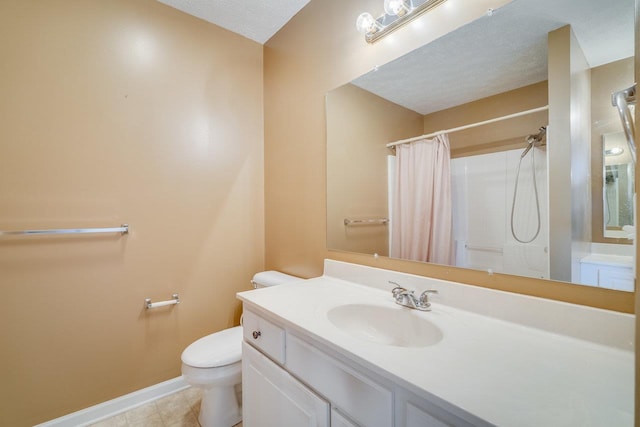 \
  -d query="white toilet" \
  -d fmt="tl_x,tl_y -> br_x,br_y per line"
181,271 -> 299,427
